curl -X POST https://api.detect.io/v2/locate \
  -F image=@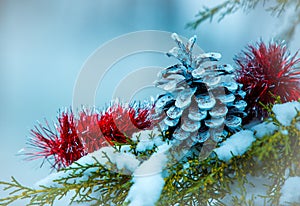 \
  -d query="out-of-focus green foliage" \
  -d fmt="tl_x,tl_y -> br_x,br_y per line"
187,0 -> 300,41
